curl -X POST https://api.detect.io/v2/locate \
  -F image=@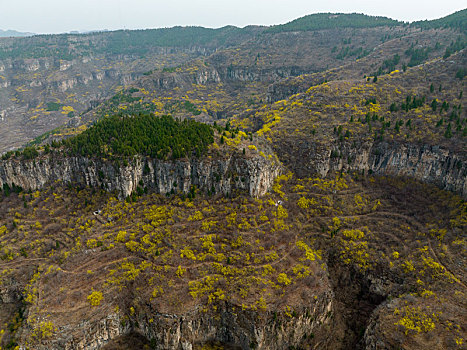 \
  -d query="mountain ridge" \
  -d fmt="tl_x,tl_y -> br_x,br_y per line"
0,29 -> 34,38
